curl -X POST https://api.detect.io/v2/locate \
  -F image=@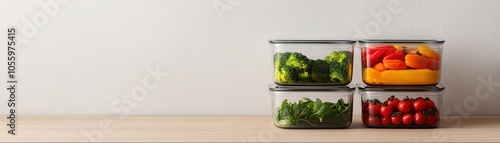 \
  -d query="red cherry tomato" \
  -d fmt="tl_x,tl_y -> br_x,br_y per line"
416,97 -> 424,100
425,97 -> 436,110
368,100 -> 381,116
425,115 -> 439,126
413,99 -> 427,112
398,100 -> 412,113
386,95 -> 400,111
367,116 -> 381,126
409,98 -> 415,104
381,116 -> 391,125
402,113 -> 413,125
380,102 -> 393,117
414,112 -> 426,125
391,114 -> 402,125
362,101 -> 369,114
